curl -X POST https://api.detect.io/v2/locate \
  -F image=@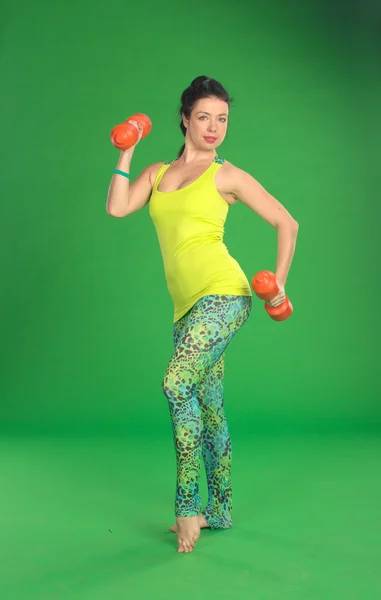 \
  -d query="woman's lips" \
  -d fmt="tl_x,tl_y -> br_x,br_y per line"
204,137 -> 216,143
